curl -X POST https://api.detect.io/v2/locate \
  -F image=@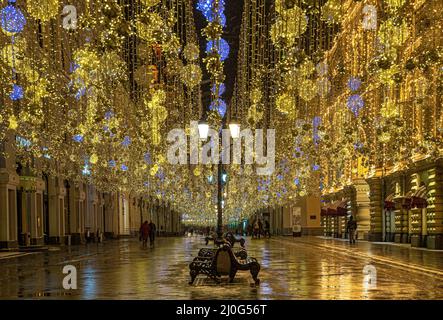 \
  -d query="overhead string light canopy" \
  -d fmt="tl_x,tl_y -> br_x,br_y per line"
1,0 -> 26,102
0,0 -> 442,226
199,0 -> 229,124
